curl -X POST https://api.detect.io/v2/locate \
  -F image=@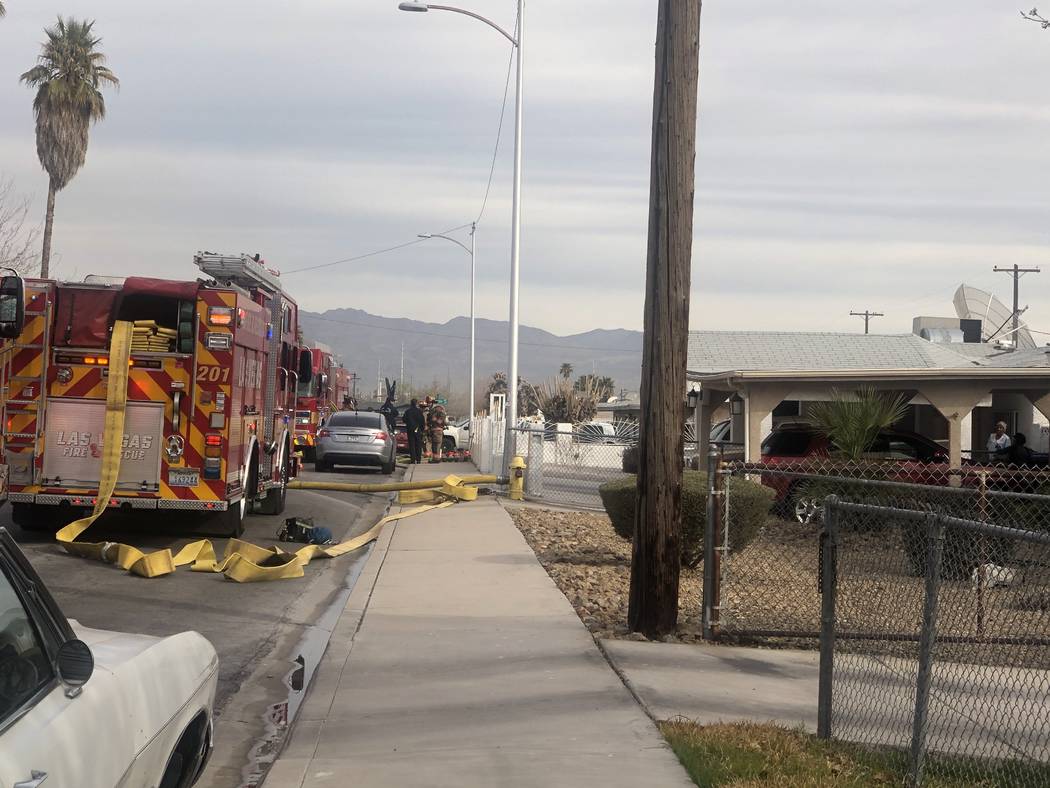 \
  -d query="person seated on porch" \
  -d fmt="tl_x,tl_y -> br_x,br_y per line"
986,421 -> 1012,457
1006,432 -> 1034,466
